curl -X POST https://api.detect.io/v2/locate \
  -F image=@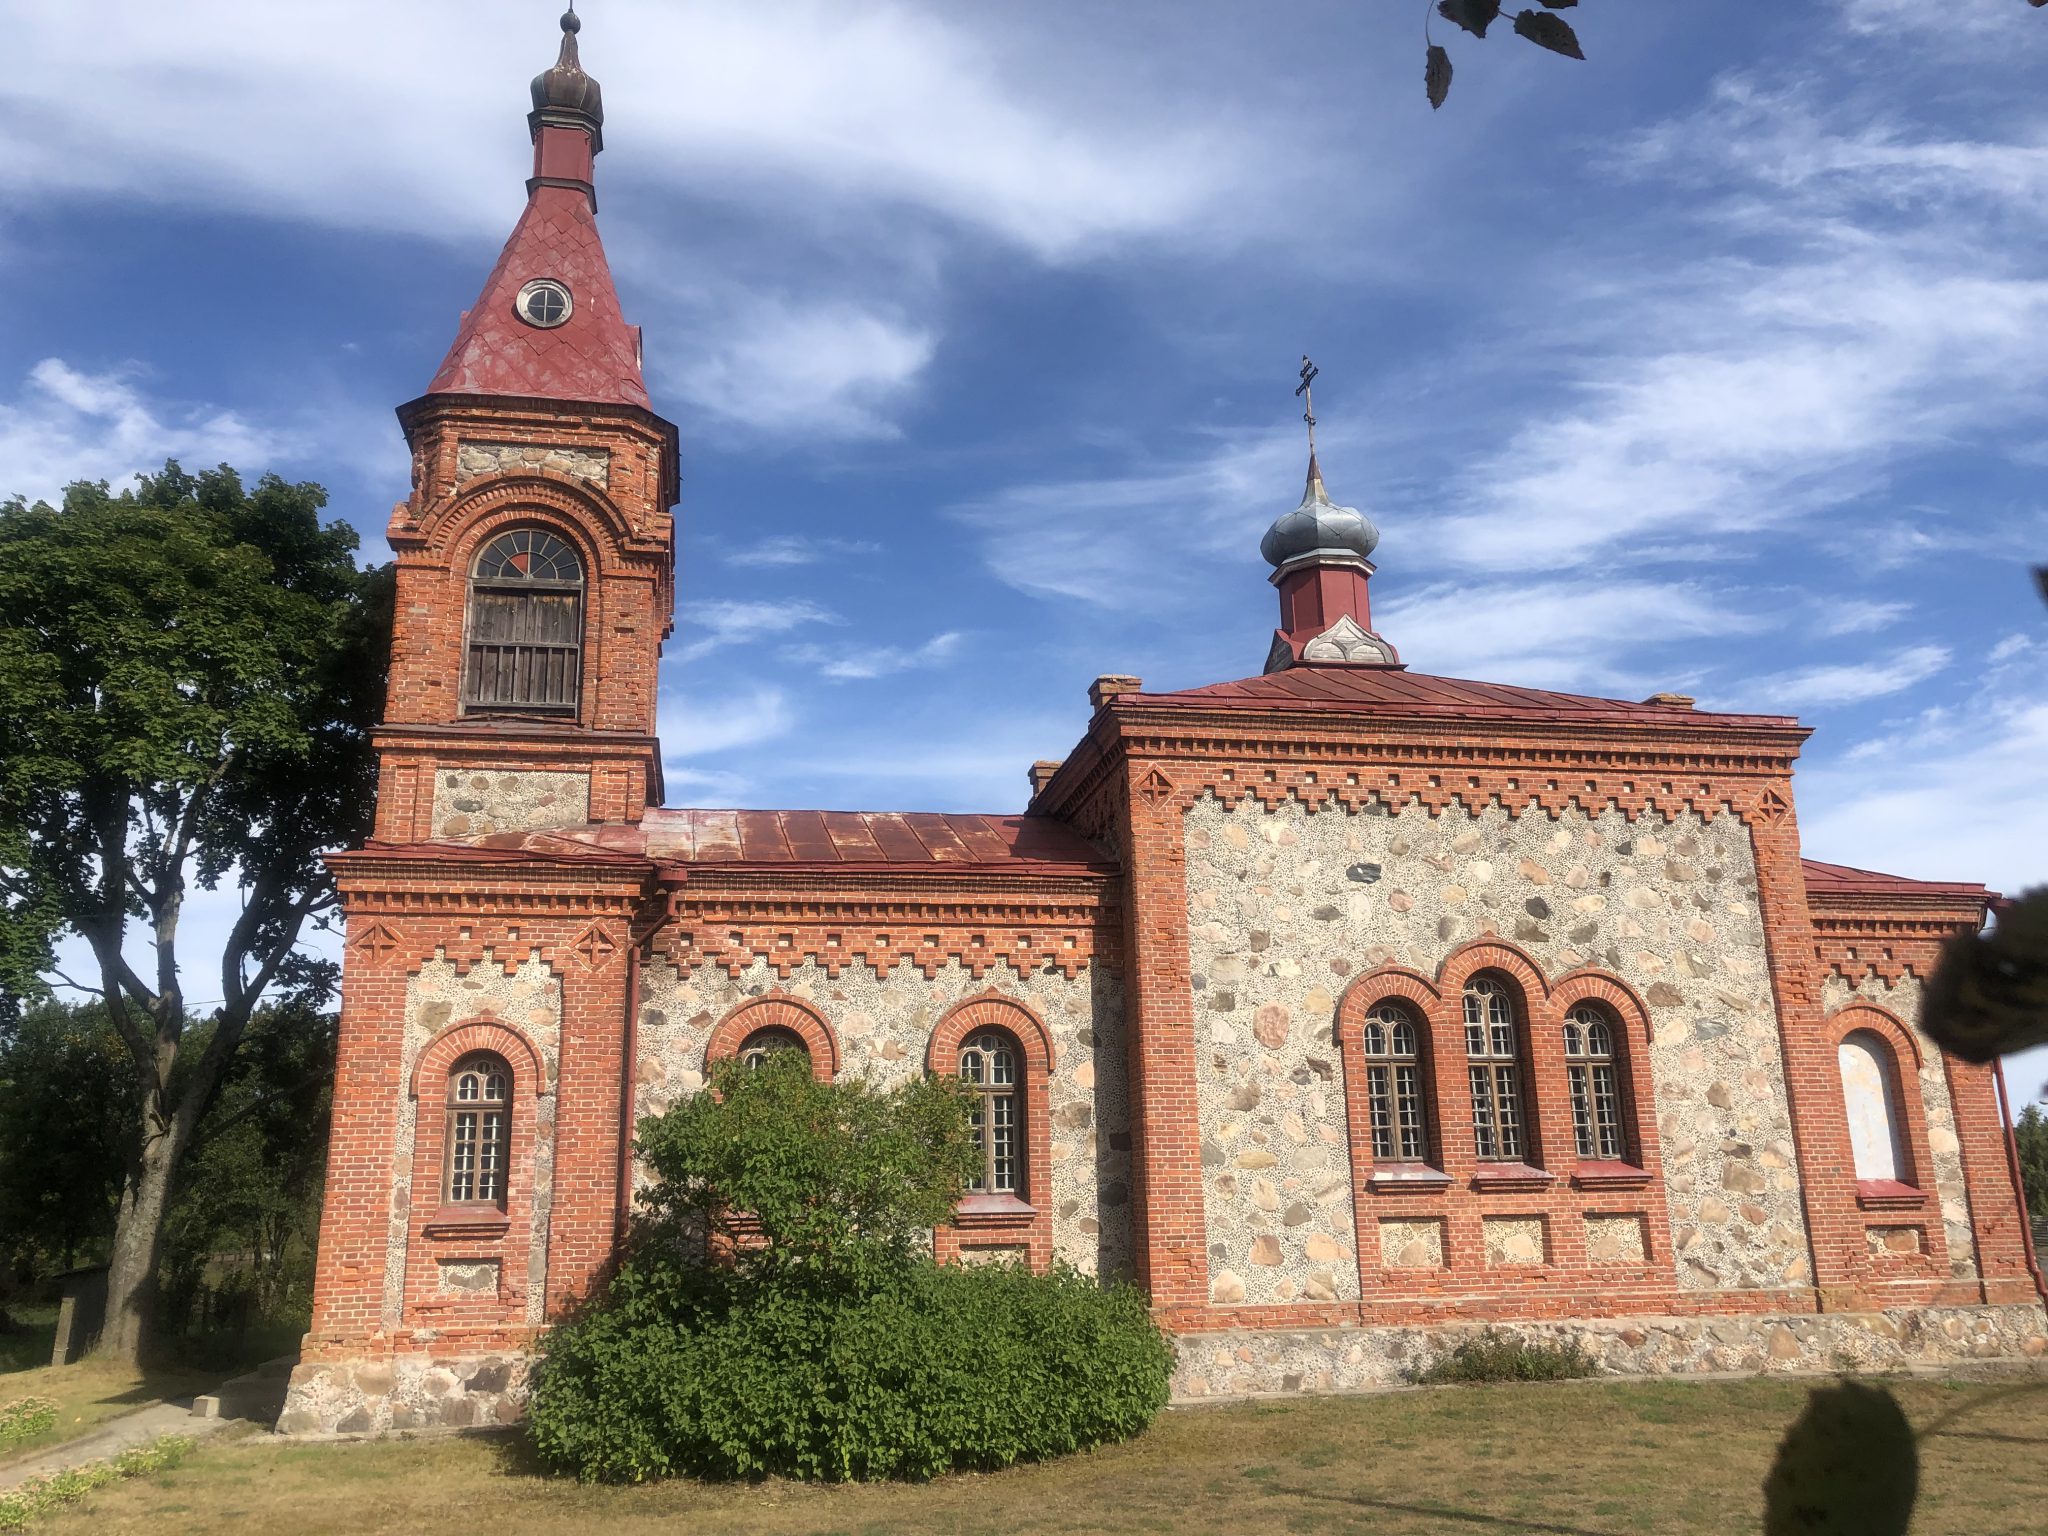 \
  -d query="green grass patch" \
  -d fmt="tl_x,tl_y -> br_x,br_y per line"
0,1434 -> 195,1531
